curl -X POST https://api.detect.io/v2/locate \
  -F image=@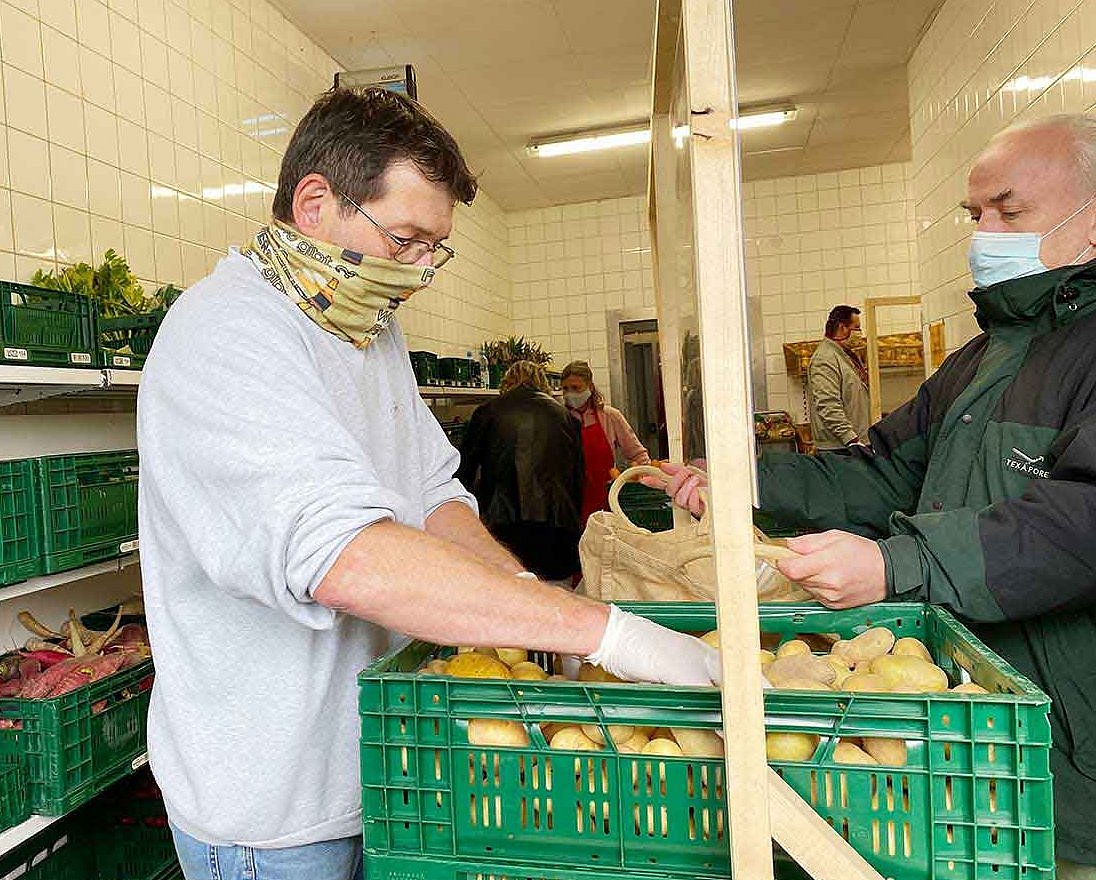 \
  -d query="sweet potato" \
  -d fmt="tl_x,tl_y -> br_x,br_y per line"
20,657 -> 86,698
47,653 -> 126,697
